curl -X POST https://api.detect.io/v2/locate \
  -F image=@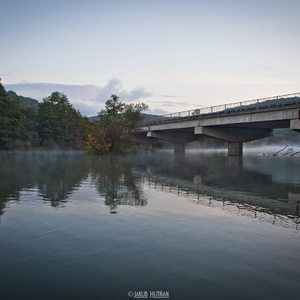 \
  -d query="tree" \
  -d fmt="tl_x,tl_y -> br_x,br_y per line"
0,83 -> 22,149
98,94 -> 148,153
38,92 -> 88,148
20,107 -> 39,149
77,122 -> 111,154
